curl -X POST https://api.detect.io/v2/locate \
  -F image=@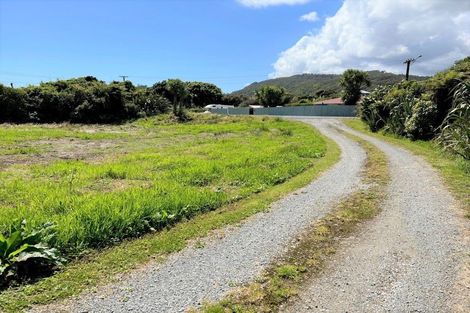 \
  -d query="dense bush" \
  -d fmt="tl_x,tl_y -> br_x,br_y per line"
239,96 -> 259,107
426,57 -> 470,125
358,57 -> 470,158
359,85 -> 391,131
134,88 -> 171,117
0,77 -> 142,123
359,81 -> 429,137
153,80 -> 224,109
0,85 -> 28,122
255,85 -> 291,107
221,94 -> 246,107
187,82 -> 223,107
404,96 -> 437,140
437,81 -> 470,159
0,77 -> 226,124
382,81 -> 425,136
